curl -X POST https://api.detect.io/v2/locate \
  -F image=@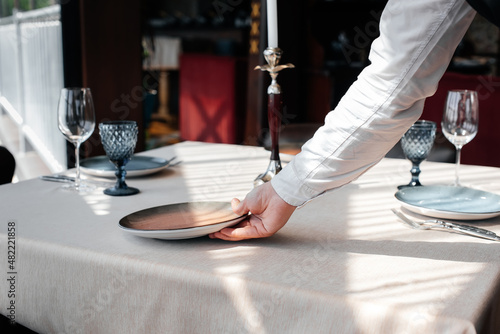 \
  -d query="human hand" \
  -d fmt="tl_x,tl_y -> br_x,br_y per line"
208,182 -> 296,241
